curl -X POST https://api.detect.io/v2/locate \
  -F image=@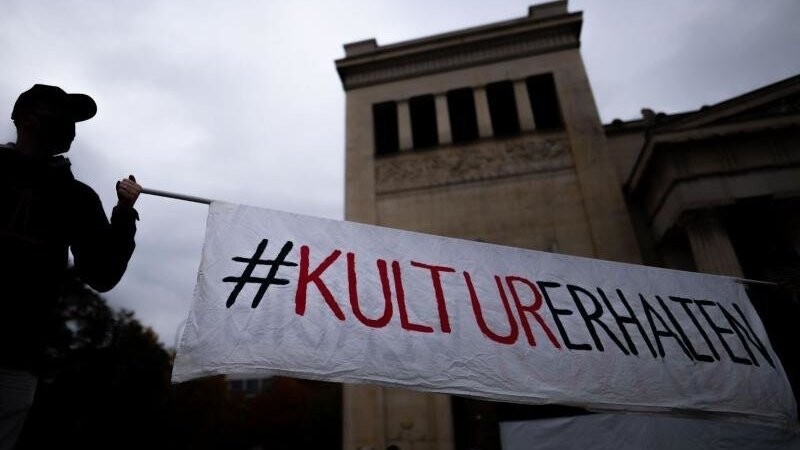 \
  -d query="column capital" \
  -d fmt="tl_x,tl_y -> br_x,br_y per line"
680,208 -> 743,277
